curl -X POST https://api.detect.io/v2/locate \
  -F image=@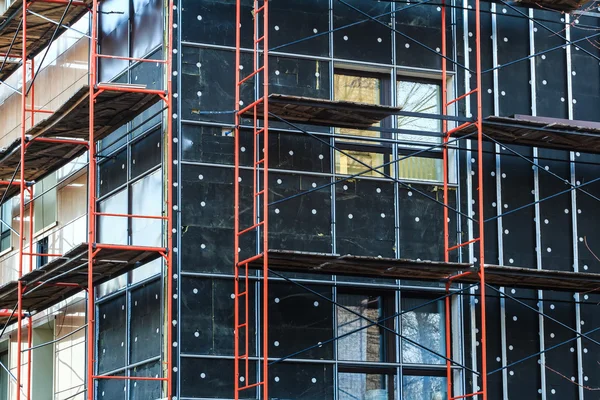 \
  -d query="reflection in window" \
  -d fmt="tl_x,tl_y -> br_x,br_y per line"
337,293 -> 393,362
401,296 -> 445,365
334,73 -> 383,141
338,372 -> 395,400
0,202 -> 10,252
397,80 -> 441,138
397,79 -> 443,181
335,150 -> 387,178
402,375 -> 446,400
334,72 -> 391,177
